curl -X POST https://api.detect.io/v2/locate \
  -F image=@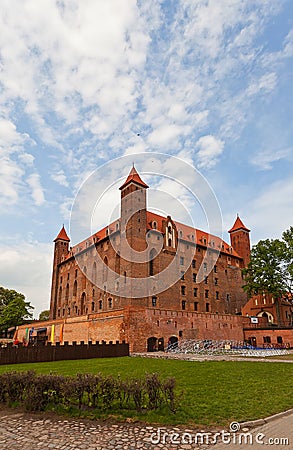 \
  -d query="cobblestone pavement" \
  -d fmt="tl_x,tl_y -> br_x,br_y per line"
0,408 -> 292,450
0,409 -> 209,450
